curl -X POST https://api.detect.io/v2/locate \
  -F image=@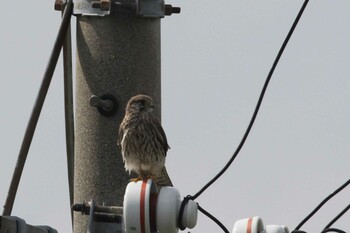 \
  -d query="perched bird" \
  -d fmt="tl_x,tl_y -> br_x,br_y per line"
118,94 -> 173,187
